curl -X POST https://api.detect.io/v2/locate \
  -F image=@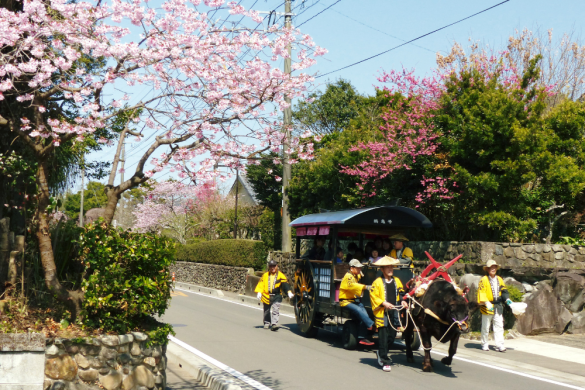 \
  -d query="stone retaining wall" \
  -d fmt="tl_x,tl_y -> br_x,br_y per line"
171,261 -> 253,294
44,332 -> 166,390
407,241 -> 585,270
